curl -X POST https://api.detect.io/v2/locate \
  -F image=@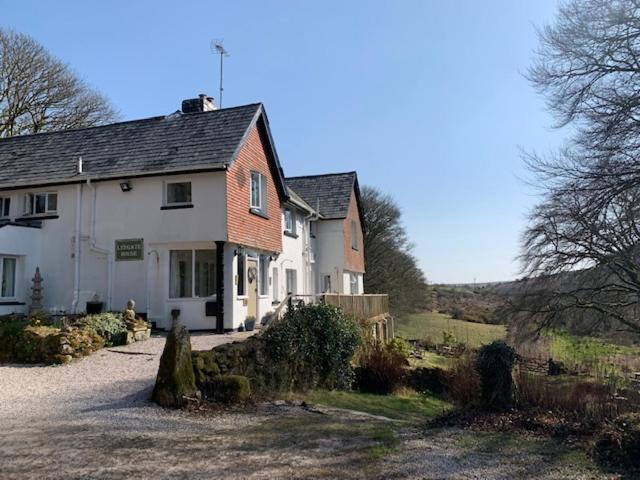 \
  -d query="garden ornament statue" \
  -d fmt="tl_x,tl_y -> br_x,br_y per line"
29,267 -> 43,315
